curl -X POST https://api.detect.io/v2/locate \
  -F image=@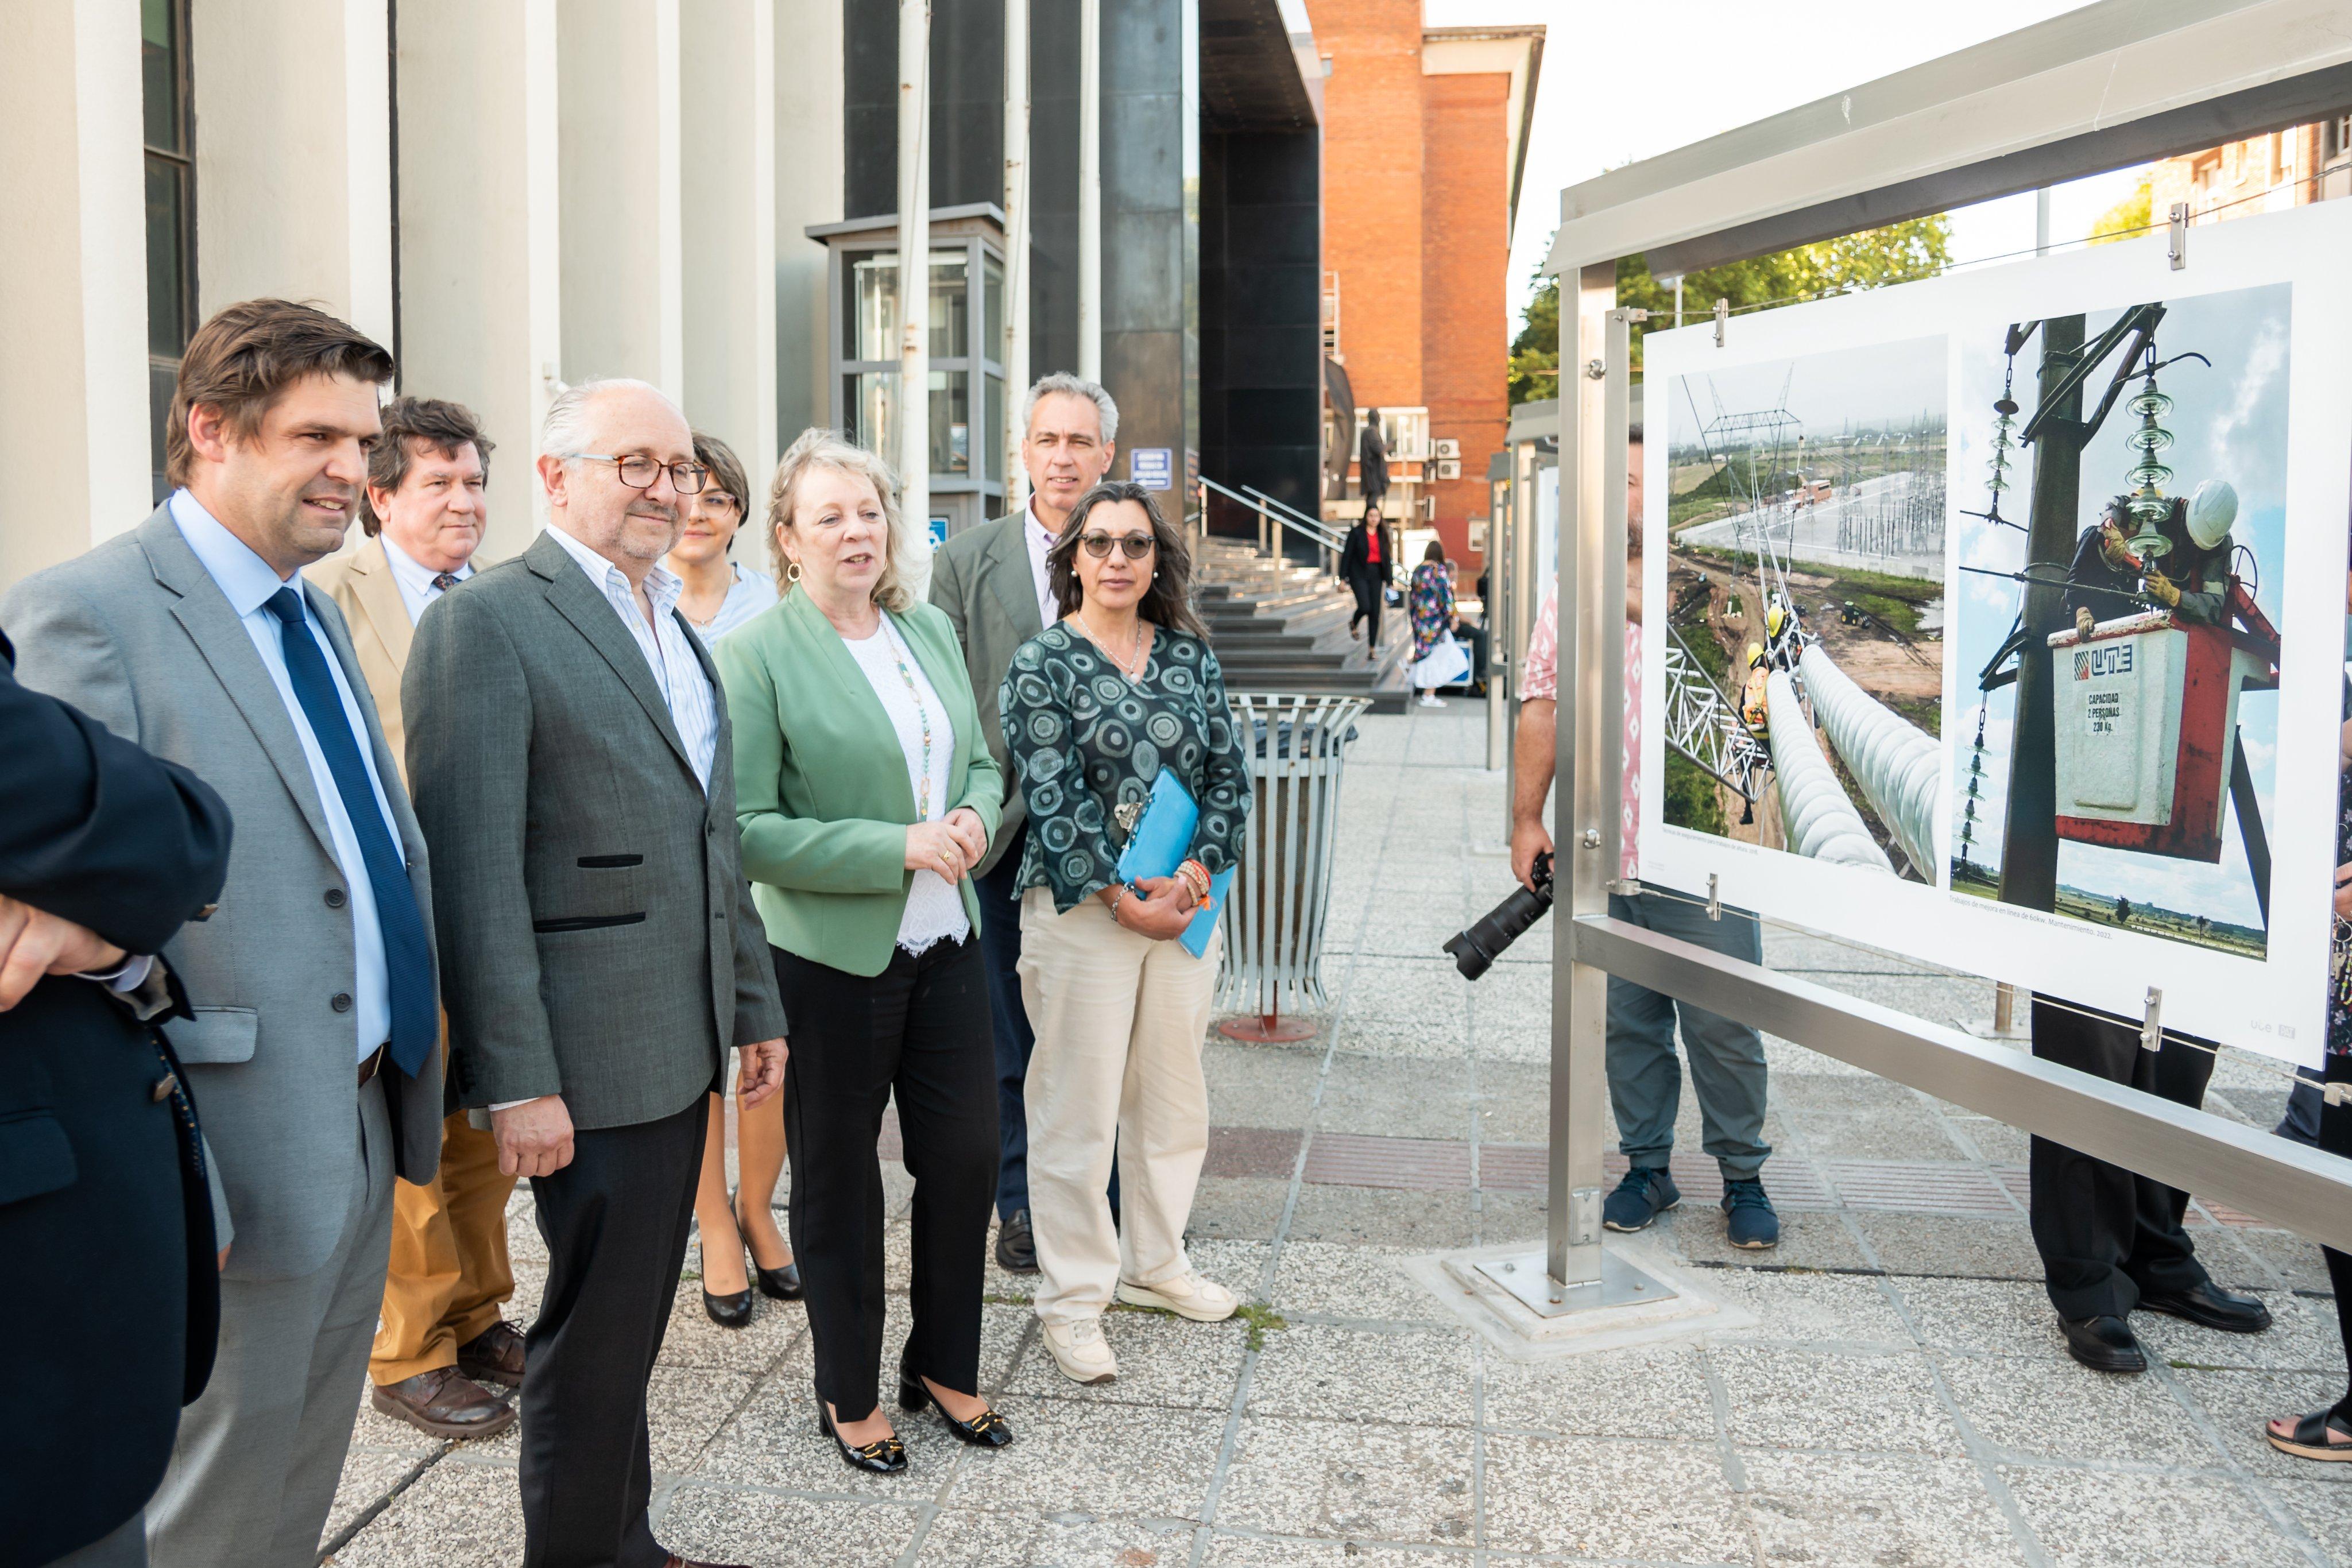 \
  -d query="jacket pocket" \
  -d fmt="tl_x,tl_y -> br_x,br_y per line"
532,912 -> 648,934
0,1110 -> 78,1207
577,854 -> 645,869
165,1005 -> 260,1064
